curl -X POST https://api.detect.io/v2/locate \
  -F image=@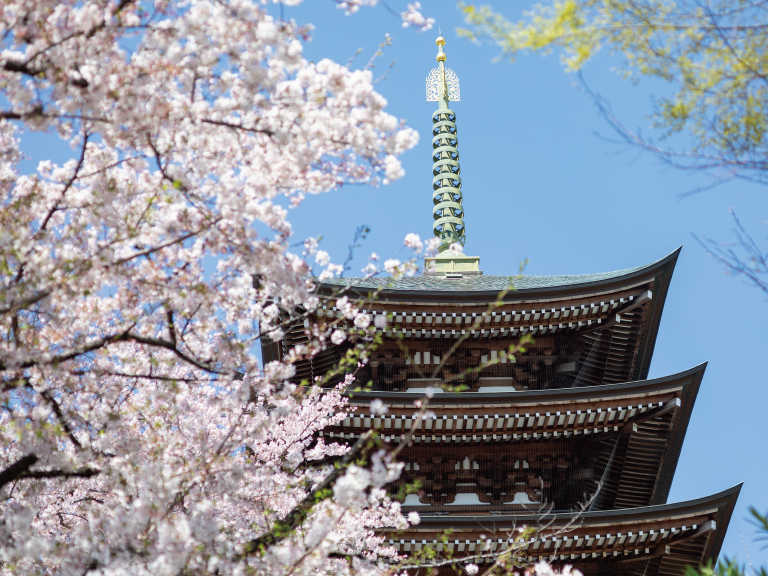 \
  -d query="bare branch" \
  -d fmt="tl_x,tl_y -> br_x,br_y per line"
694,210 -> 768,296
575,73 -> 768,191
